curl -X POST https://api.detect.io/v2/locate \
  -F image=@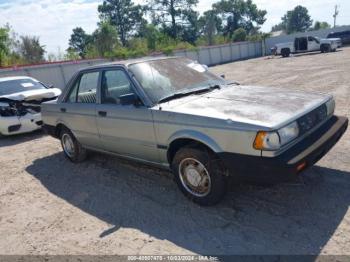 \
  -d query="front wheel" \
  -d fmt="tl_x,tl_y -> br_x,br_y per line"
60,127 -> 87,163
172,146 -> 228,206
321,44 -> 330,53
